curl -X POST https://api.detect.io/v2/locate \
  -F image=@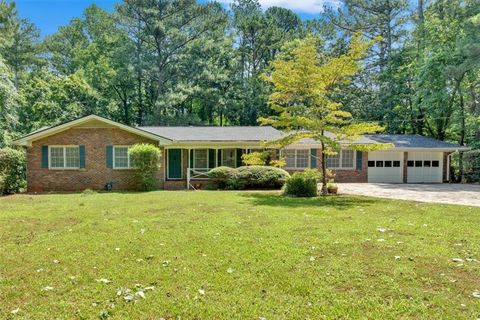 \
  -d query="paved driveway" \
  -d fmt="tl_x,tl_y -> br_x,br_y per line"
339,183 -> 480,207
